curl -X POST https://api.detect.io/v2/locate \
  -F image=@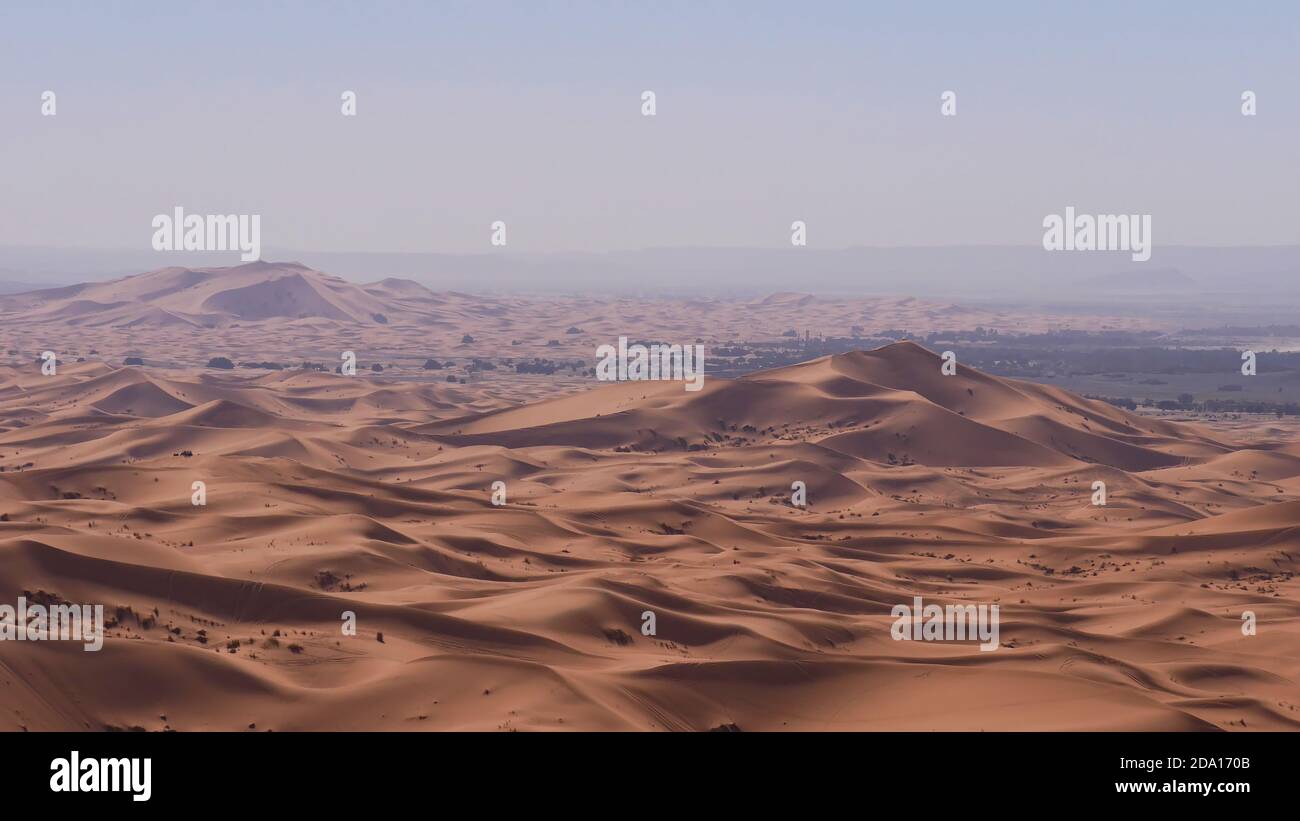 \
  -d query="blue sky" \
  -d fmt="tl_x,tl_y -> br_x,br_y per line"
1,1 -> 1296,252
